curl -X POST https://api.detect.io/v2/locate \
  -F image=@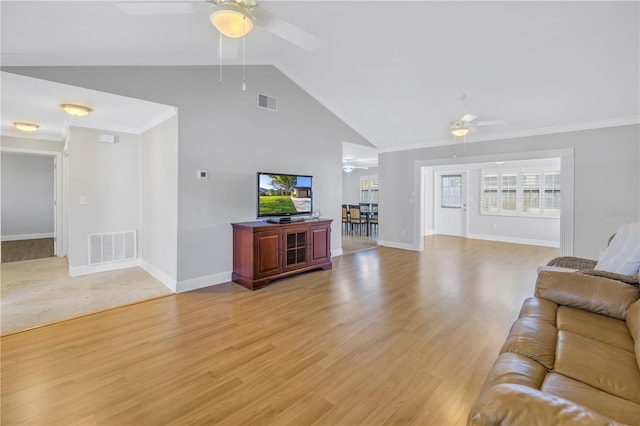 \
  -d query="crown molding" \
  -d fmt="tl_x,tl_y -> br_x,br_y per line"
379,116 -> 640,153
0,129 -> 65,142
138,107 -> 178,134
